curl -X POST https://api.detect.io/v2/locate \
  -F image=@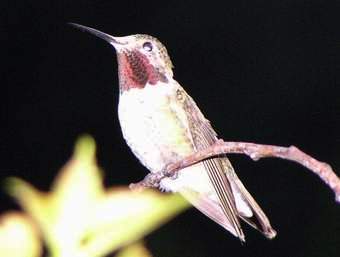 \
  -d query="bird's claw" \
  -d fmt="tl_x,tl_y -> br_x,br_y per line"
162,163 -> 178,180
